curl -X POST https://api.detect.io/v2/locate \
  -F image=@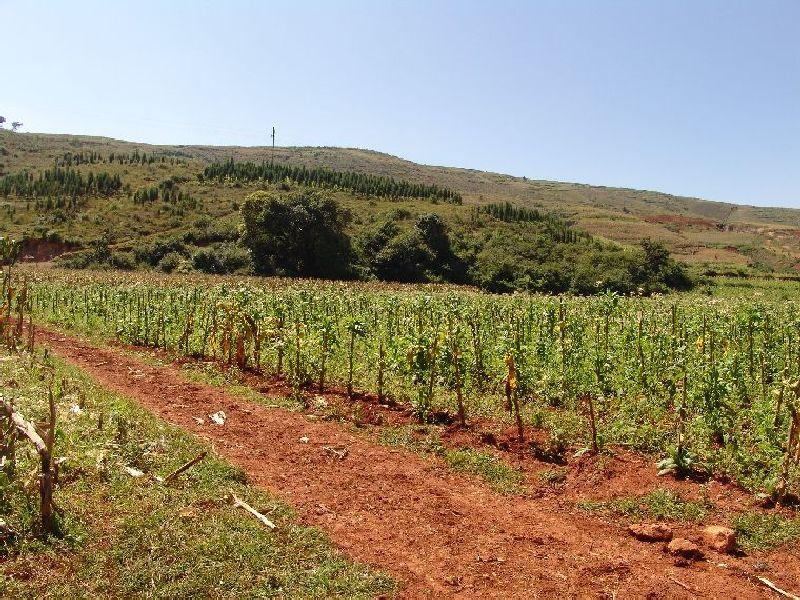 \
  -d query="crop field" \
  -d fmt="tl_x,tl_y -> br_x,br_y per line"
9,268 -> 800,501
4,266 -> 800,597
